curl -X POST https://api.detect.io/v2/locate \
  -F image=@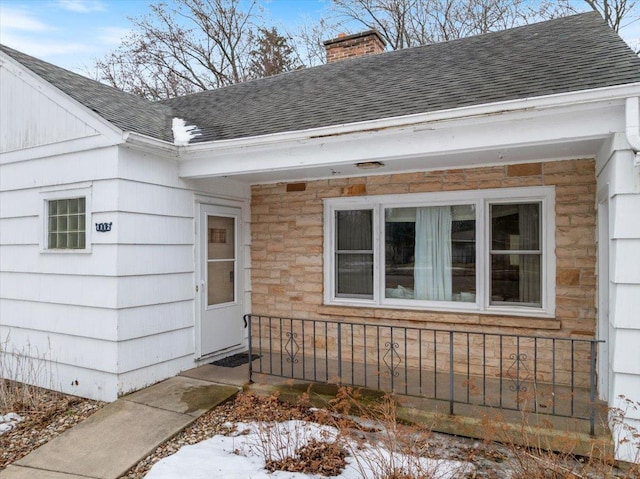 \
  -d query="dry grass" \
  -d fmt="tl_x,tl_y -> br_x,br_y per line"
0,334 -> 58,413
